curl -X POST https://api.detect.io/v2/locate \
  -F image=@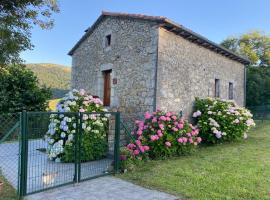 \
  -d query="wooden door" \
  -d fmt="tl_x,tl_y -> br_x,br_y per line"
103,70 -> 111,106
